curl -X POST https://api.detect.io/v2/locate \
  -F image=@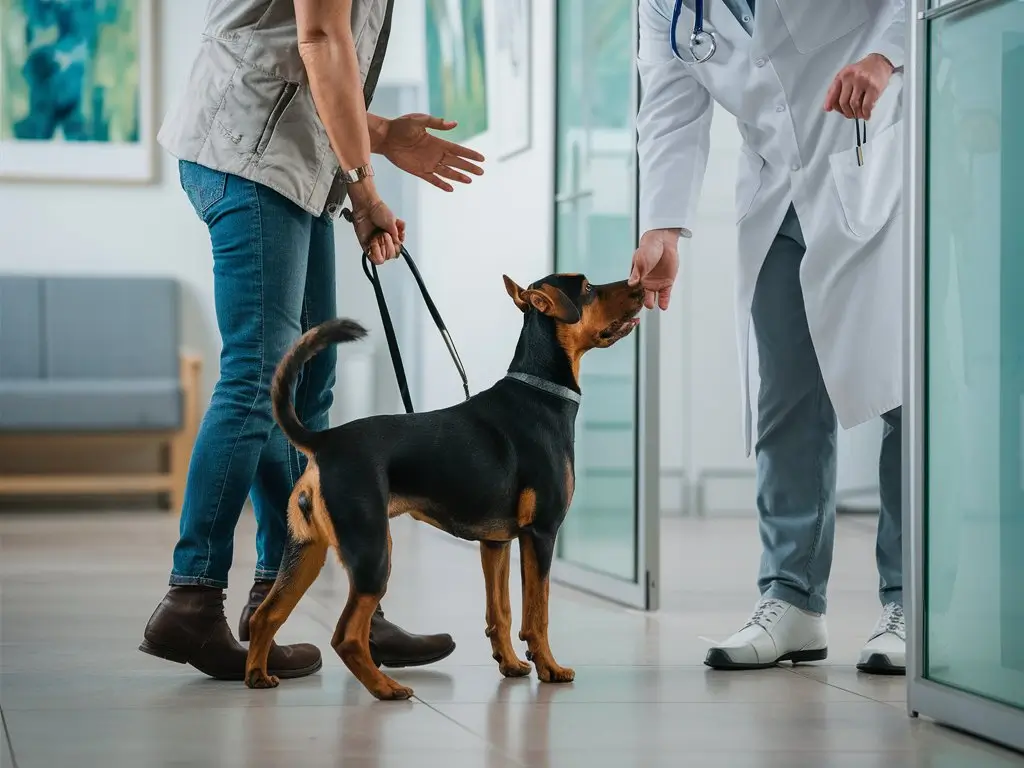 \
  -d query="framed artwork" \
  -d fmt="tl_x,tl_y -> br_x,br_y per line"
424,0 -> 488,143
494,0 -> 530,159
0,0 -> 156,183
